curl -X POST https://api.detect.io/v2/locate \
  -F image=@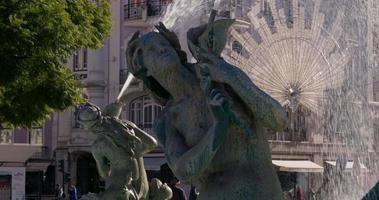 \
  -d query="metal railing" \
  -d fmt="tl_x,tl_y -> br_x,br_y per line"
72,72 -> 88,80
147,0 -> 171,16
269,130 -> 307,142
124,0 -> 172,20
124,1 -> 146,19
